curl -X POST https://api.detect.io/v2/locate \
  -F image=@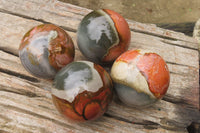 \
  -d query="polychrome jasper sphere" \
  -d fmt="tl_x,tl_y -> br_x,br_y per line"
77,9 -> 131,64
111,49 -> 170,107
19,24 -> 75,79
51,61 -> 113,121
